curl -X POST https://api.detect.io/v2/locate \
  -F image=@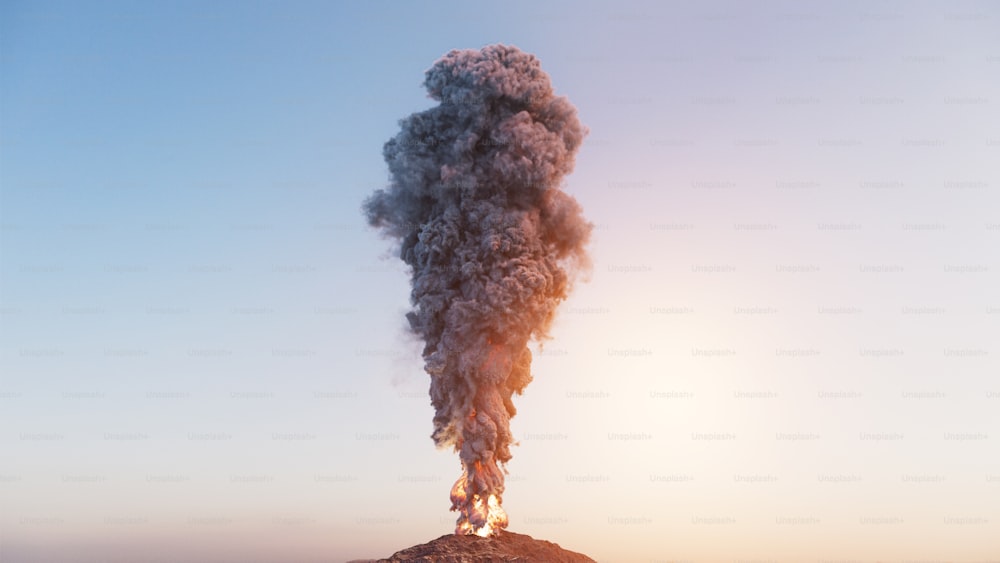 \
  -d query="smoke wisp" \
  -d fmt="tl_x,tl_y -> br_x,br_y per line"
364,44 -> 590,536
